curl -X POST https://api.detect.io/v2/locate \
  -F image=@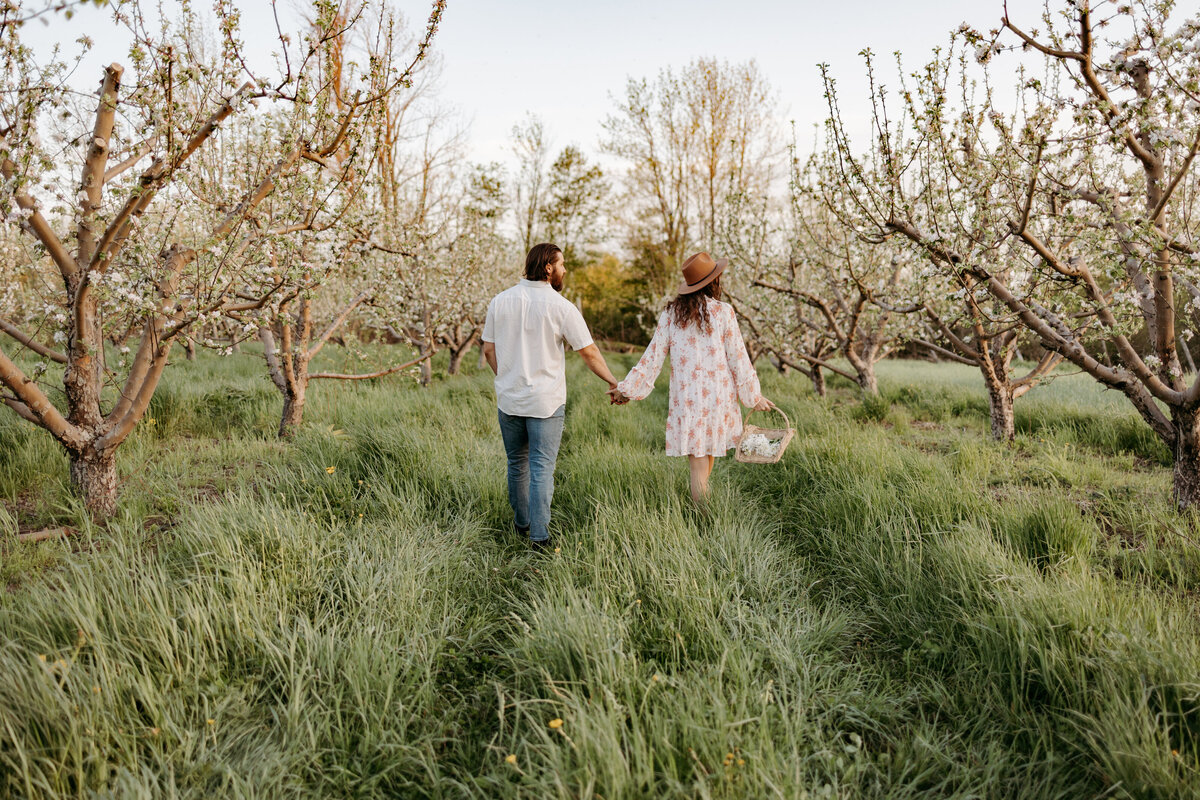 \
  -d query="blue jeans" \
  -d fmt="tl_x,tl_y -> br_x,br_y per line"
497,404 -> 565,542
